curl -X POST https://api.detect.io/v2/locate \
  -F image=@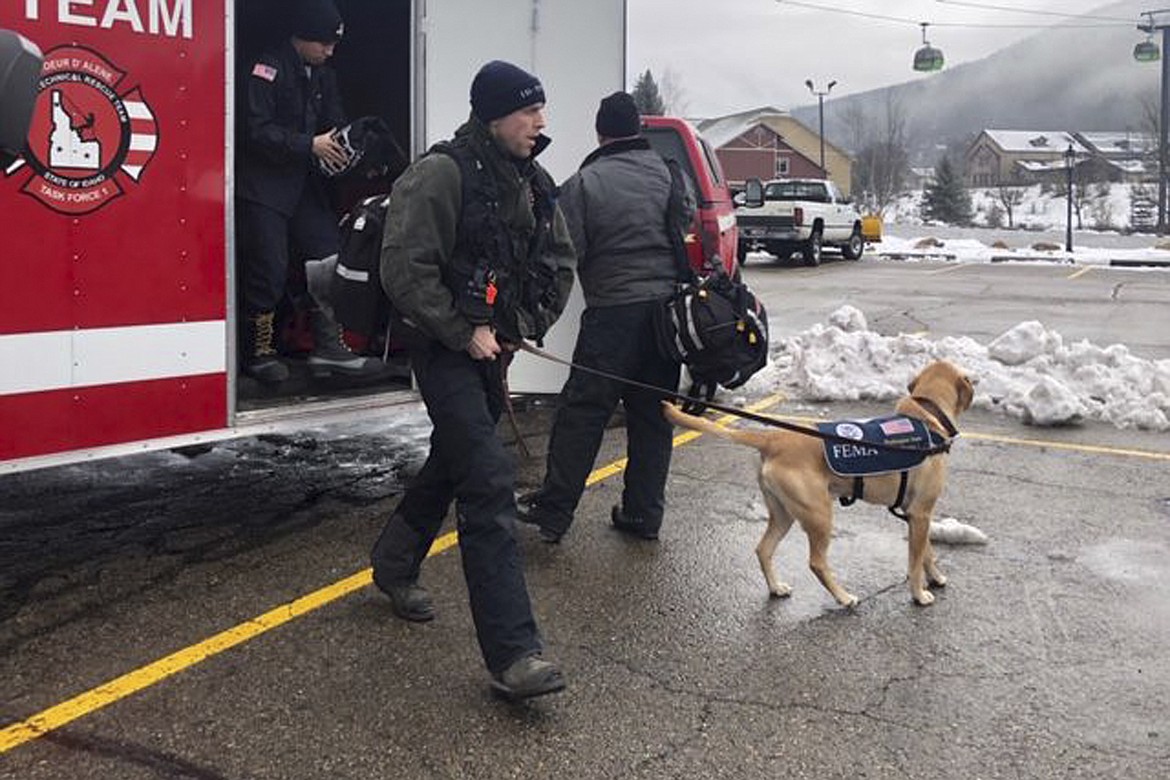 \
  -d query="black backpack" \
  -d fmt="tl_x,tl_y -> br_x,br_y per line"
330,193 -> 391,338
652,159 -> 769,407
